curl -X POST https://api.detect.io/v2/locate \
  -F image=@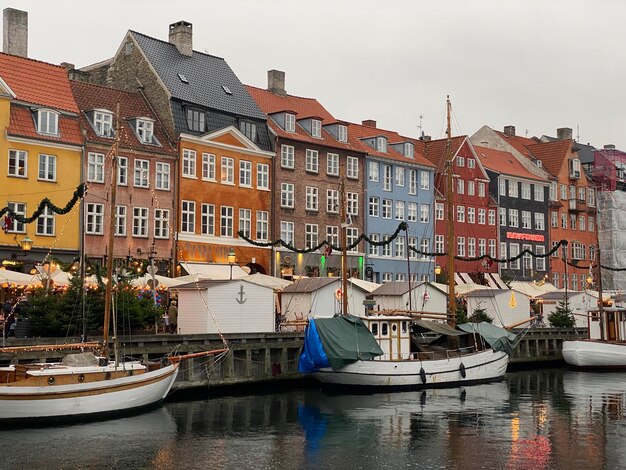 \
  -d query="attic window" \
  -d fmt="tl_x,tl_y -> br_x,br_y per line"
404,142 -> 414,158
337,125 -> 347,143
222,85 -> 233,95
376,136 -> 387,153
178,73 -> 189,84
285,113 -> 295,133
93,110 -> 114,137
36,109 -> 59,136
536,160 -> 543,168
311,119 -> 322,138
